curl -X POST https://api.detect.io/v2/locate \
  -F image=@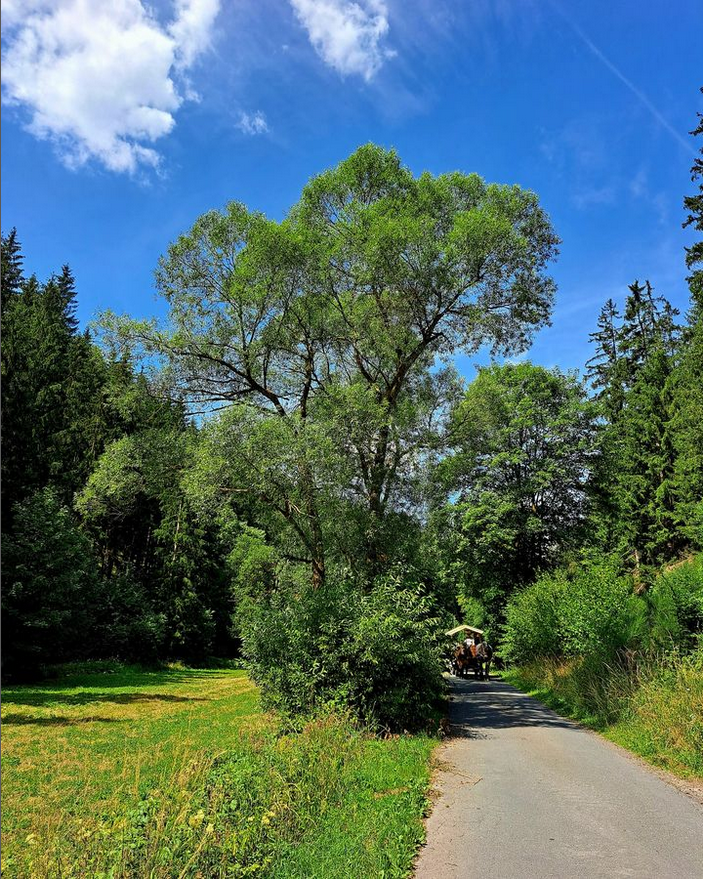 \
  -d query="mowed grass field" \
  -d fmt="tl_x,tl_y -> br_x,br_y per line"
1,665 -> 436,878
